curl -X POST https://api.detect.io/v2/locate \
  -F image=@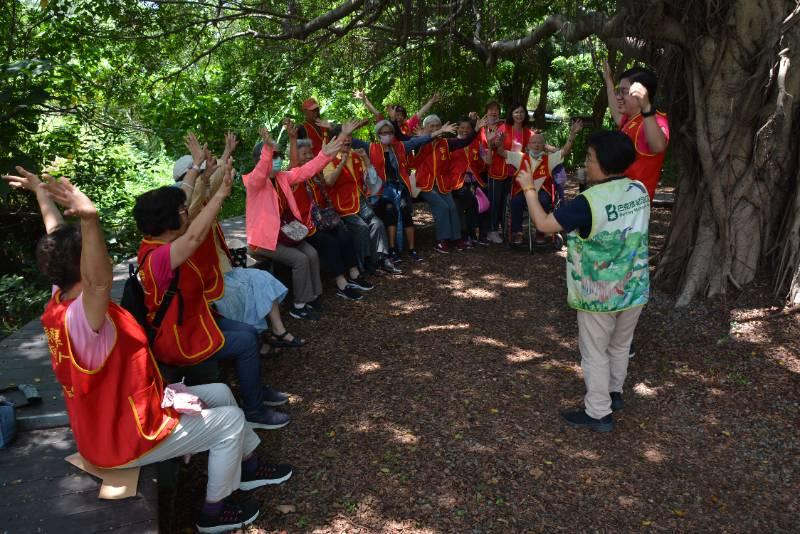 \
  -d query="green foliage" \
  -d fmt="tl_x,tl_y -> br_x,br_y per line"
0,273 -> 51,338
